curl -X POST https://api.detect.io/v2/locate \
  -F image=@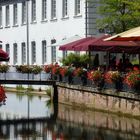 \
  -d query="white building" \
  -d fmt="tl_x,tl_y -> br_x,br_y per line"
0,0 -> 102,66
